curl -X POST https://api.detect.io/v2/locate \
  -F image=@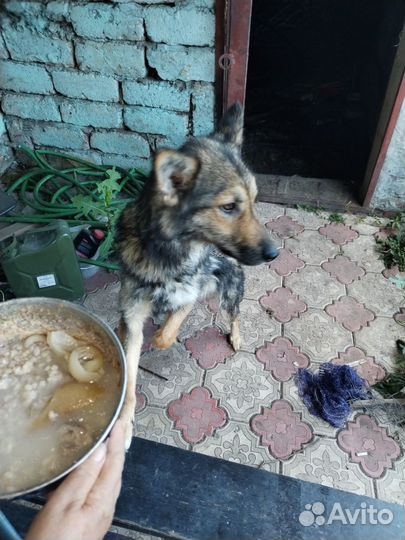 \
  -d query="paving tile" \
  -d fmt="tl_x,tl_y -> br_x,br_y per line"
84,269 -> 120,294
344,214 -> 388,236
141,317 -> 159,353
285,266 -> 345,309
376,453 -> 405,506
137,343 -> 204,408
265,215 -> 304,238
251,399 -> 313,460
242,263 -> 282,300
192,420 -> 278,471
215,298 -> 281,352
256,337 -> 310,382
135,384 -> 147,413
82,281 -> 121,330
260,287 -> 307,323
321,254 -> 365,285
348,272 -> 405,317
355,317 -> 405,372
383,266 -> 405,280
167,386 -> 228,444
282,379 -> 339,437
135,405 -> 188,449
319,223 -> 359,245
177,301 -> 213,341
342,235 -> 385,273
269,248 -> 305,277
337,414 -> 401,479
330,346 -> 386,386
282,437 -> 374,496
284,308 -> 352,362
394,308 -> 405,326
285,230 -> 339,265
325,296 -> 375,332
185,326 -> 234,370
254,201 -> 285,224
204,351 -> 280,422
285,207 -> 329,229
